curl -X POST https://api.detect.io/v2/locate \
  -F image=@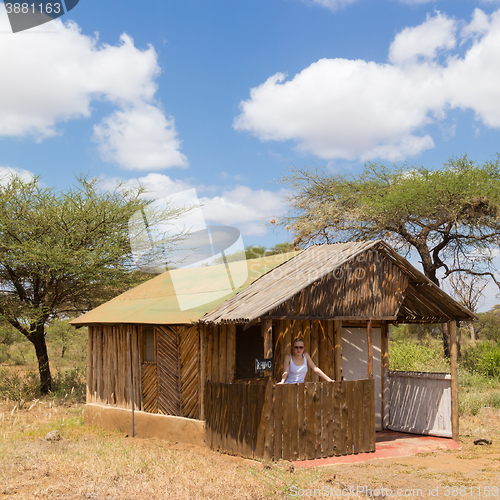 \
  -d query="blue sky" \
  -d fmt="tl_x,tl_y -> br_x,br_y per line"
2,0 -> 500,308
